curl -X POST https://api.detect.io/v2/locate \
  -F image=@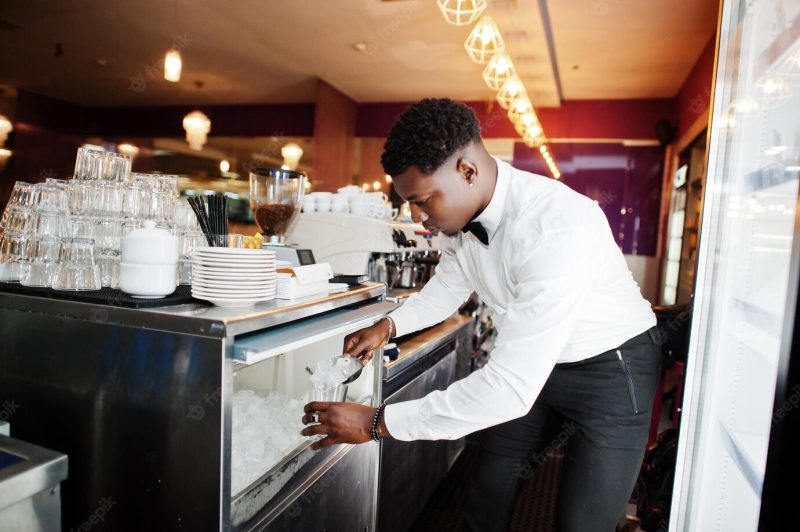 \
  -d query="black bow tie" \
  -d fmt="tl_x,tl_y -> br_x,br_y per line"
462,221 -> 489,246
